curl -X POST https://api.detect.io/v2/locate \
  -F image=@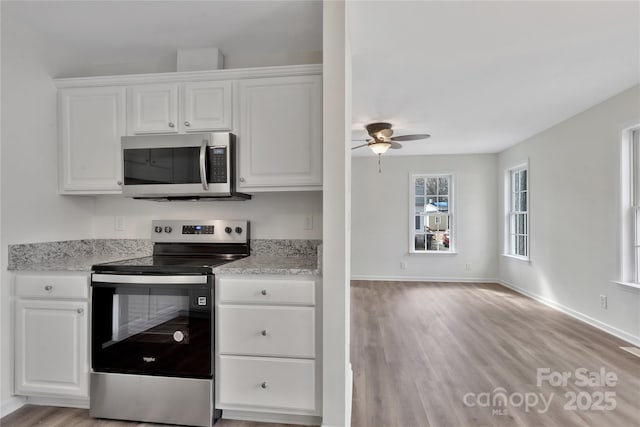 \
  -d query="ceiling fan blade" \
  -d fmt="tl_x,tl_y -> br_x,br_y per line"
389,142 -> 403,149
351,143 -> 370,150
390,134 -> 431,142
